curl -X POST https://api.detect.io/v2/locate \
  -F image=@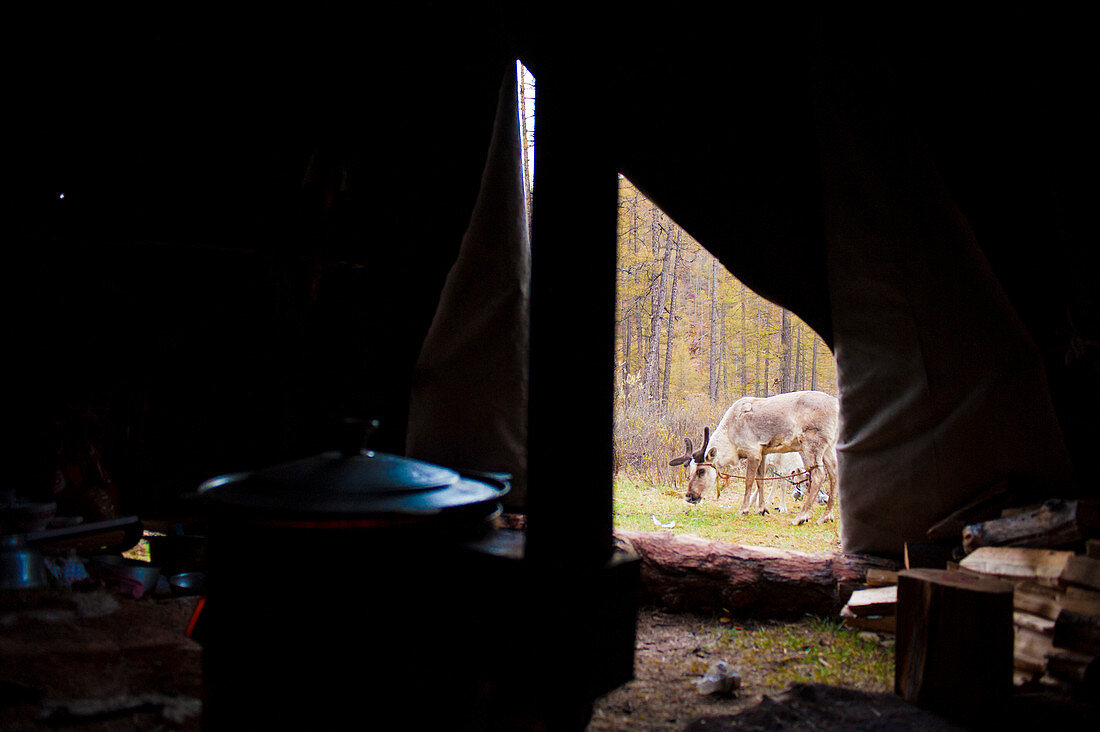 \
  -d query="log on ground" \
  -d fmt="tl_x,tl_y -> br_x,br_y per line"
613,530 -> 899,618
